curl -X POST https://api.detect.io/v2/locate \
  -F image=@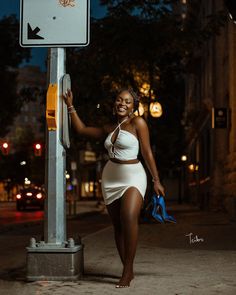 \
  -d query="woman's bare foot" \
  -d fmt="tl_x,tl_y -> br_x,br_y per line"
115,272 -> 134,288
